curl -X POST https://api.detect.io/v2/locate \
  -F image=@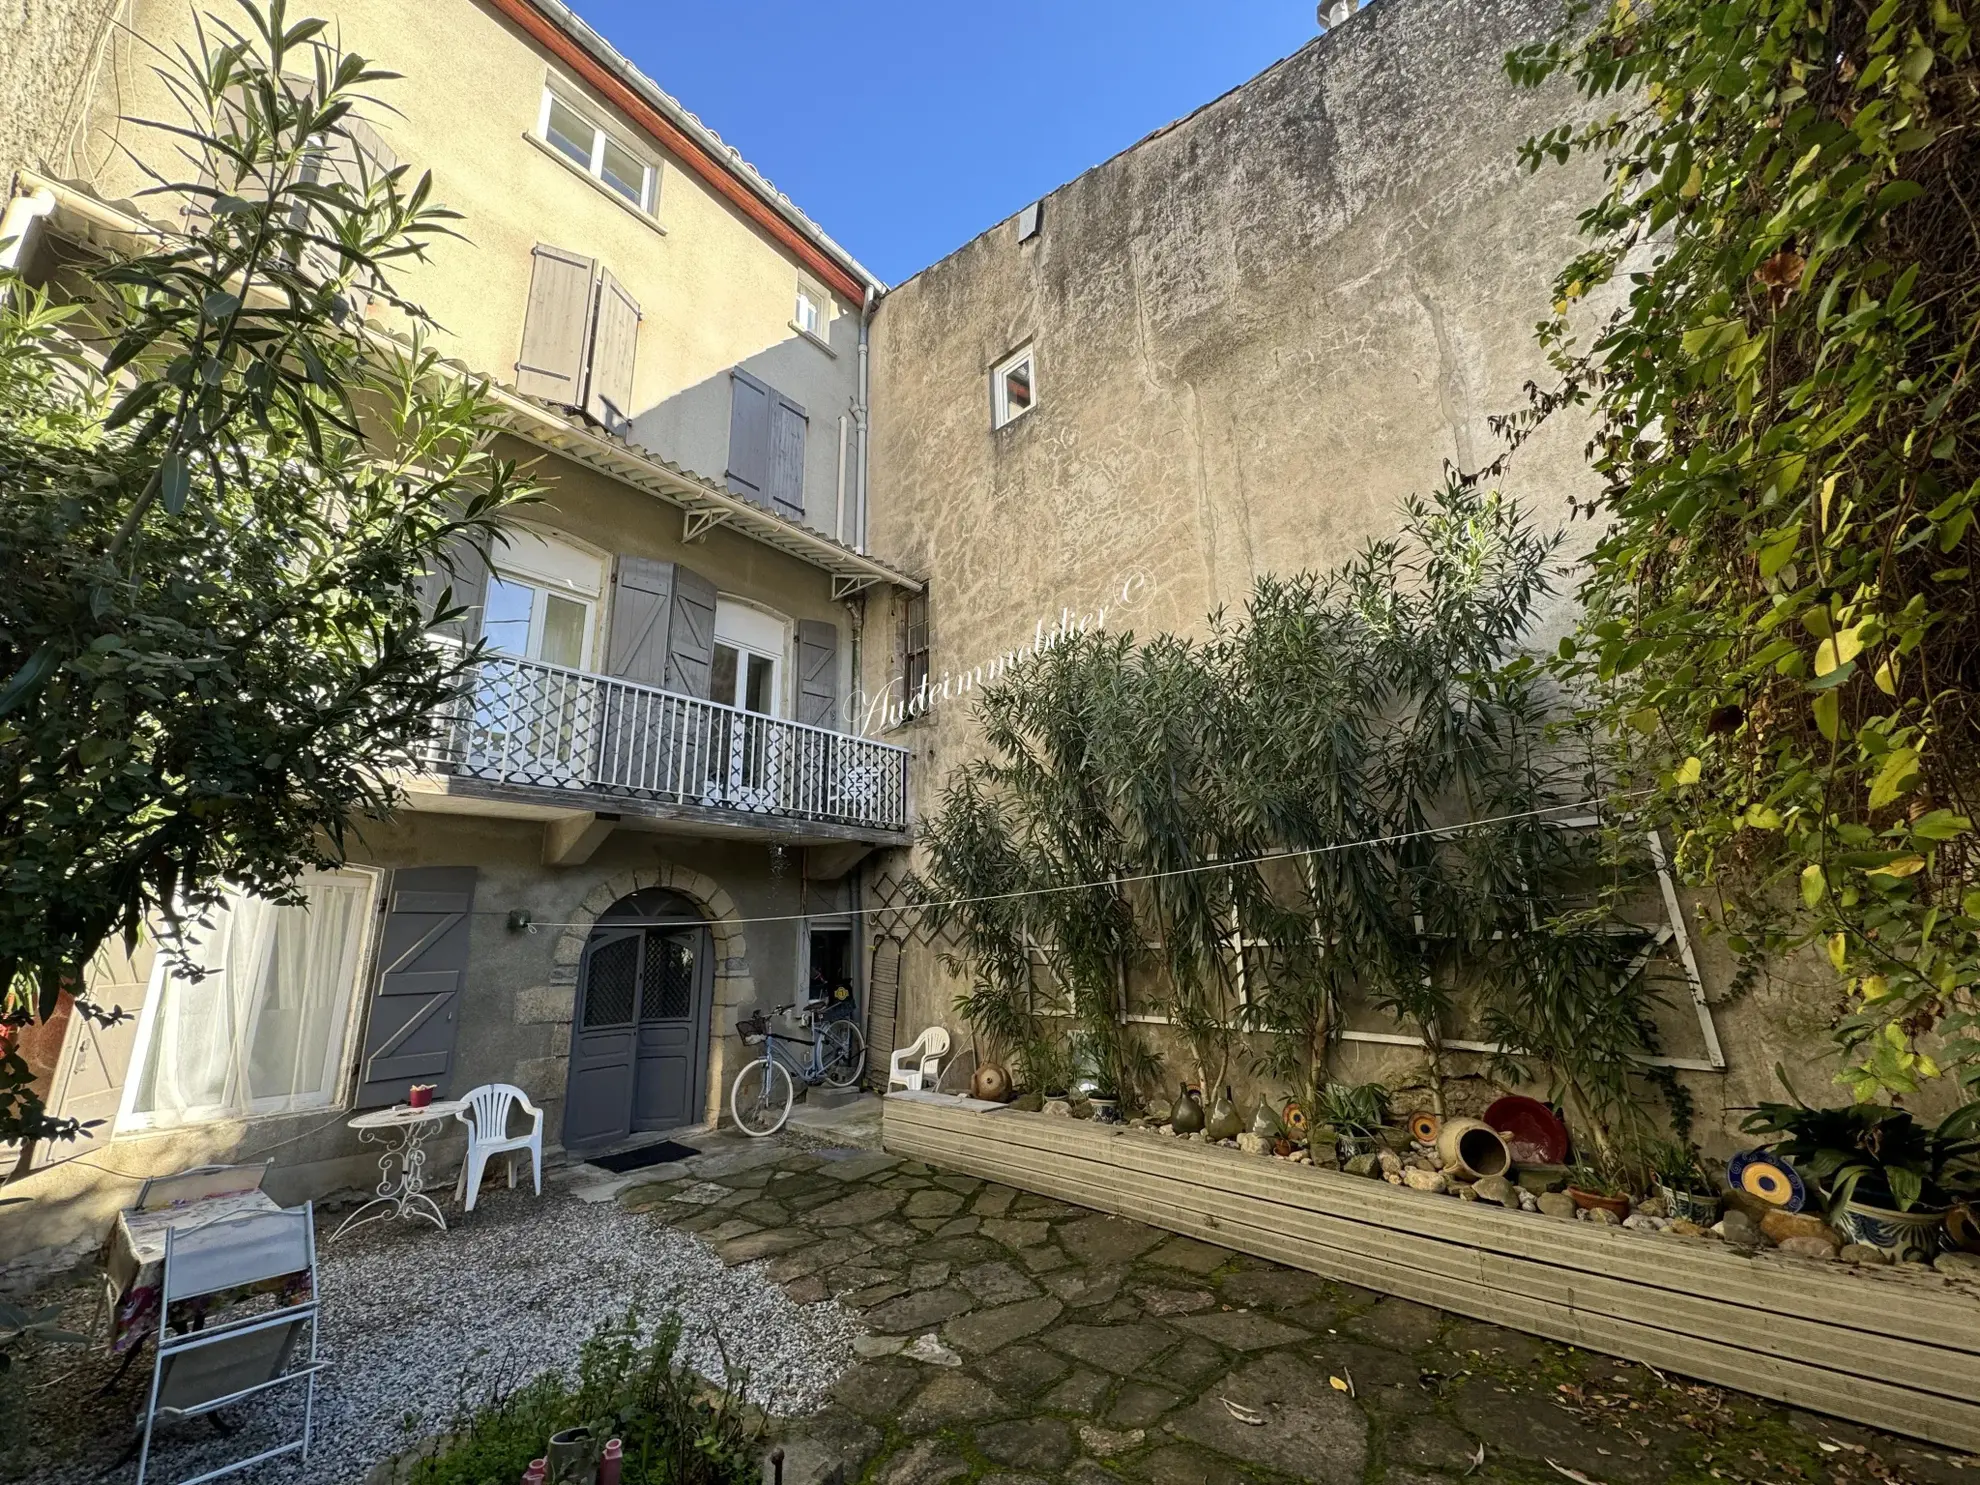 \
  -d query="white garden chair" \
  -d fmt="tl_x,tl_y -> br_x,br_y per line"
887,1026 -> 951,1092
138,1202 -> 323,1485
453,1083 -> 544,1212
